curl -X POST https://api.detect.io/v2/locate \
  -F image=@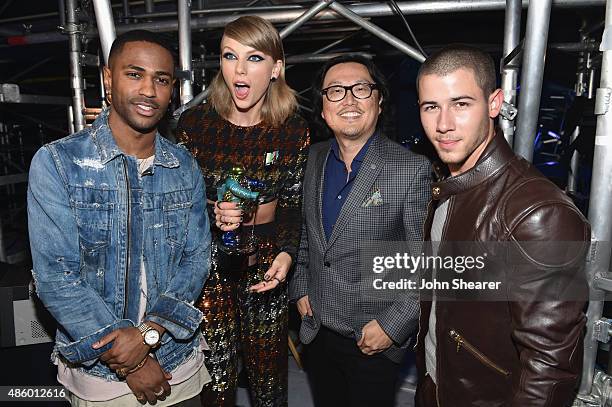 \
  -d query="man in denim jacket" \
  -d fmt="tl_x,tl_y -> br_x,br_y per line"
27,30 -> 211,406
